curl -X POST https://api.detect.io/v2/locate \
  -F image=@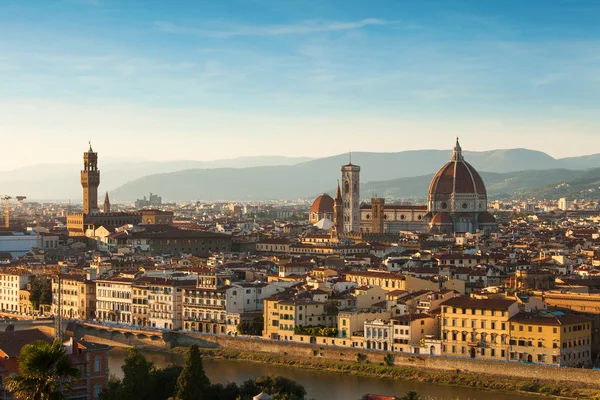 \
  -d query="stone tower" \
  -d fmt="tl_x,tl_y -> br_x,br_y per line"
81,143 -> 100,215
341,158 -> 360,232
333,181 -> 343,234
371,197 -> 385,234
103,191 -> 111,214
